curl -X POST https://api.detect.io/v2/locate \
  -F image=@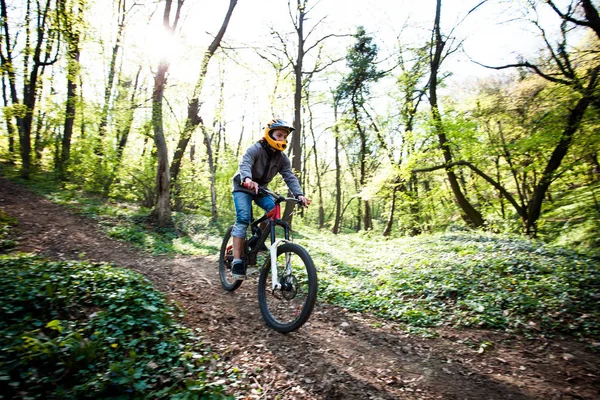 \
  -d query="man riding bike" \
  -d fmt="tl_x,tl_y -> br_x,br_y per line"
230,118 -> 310,280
